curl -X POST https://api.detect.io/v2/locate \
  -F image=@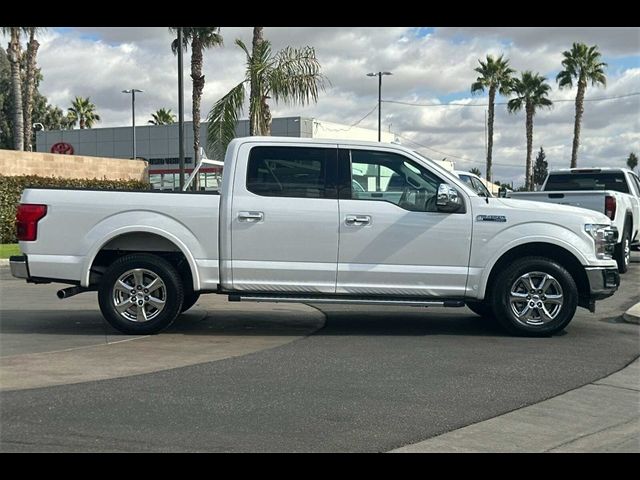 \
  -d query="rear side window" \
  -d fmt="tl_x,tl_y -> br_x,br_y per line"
545,172 -> 629,194
247,146 -> 335,198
